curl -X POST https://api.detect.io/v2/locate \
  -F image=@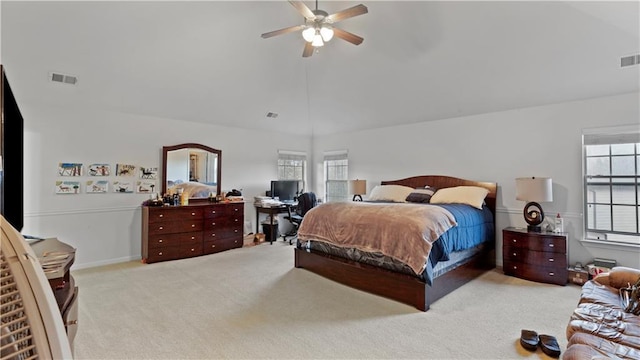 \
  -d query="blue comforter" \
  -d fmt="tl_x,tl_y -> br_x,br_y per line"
423,204 -> 494,284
